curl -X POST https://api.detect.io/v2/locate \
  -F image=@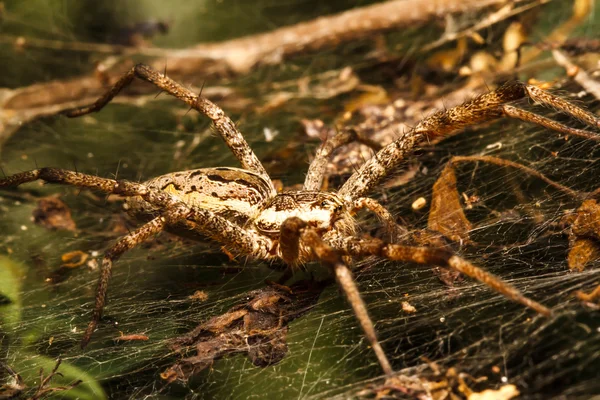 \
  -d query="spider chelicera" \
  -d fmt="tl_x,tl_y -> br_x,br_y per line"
1,64 -> 599,376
